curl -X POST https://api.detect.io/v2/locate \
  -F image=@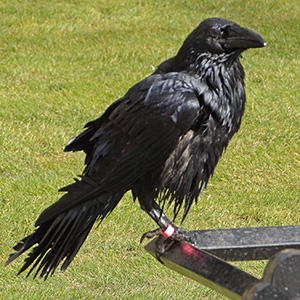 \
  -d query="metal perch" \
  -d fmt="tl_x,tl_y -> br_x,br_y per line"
145,225 -> 300,299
